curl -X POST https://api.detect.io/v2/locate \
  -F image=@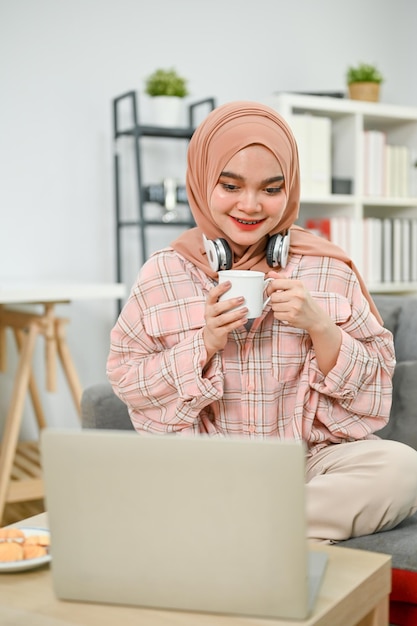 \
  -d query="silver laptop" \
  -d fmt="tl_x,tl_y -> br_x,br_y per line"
41,429 -> 327,620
